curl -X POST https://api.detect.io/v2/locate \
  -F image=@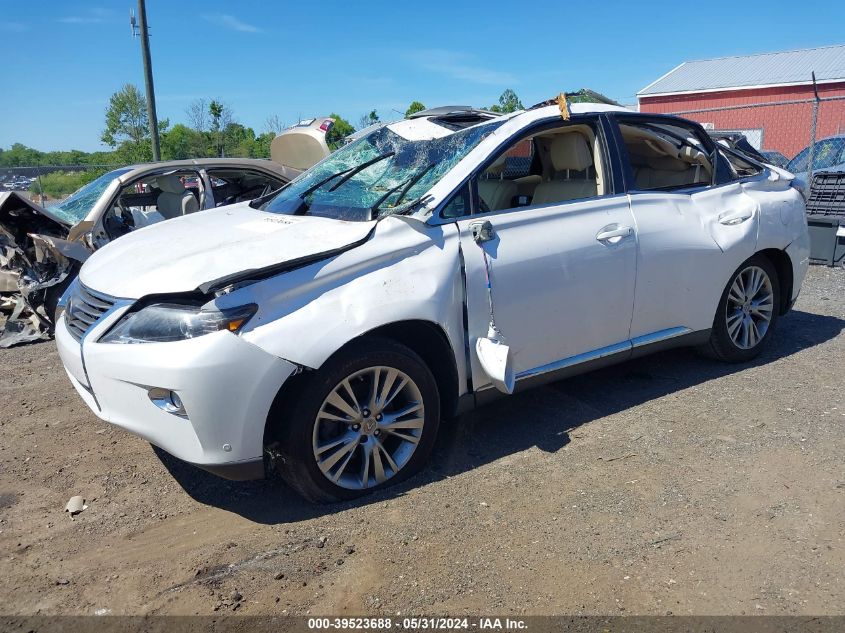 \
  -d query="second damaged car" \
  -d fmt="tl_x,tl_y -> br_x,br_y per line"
0,118 -> 336,346
55,101 -> 810,502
